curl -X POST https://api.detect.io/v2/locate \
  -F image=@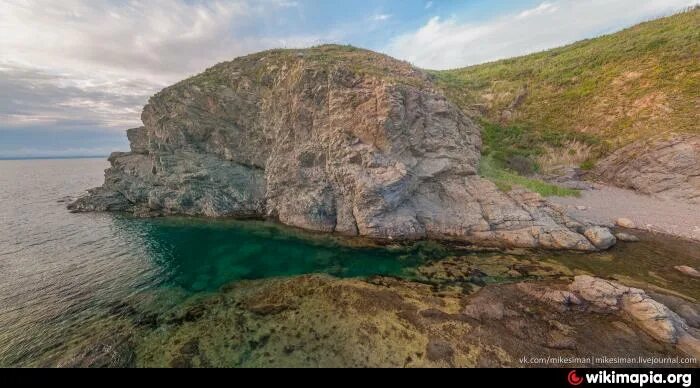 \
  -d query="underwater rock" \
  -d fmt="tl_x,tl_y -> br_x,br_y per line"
675,265 -> 700,278
569,275 -> 700,357
132,274 -> 690,367
615,232 -> 640,242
